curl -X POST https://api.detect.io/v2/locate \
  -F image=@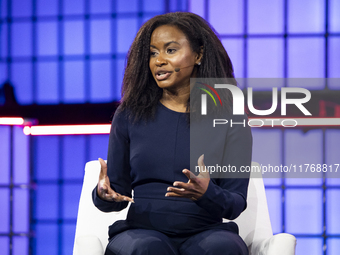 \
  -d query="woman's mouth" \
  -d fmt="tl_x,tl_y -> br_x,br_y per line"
156,71 -> 172,81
